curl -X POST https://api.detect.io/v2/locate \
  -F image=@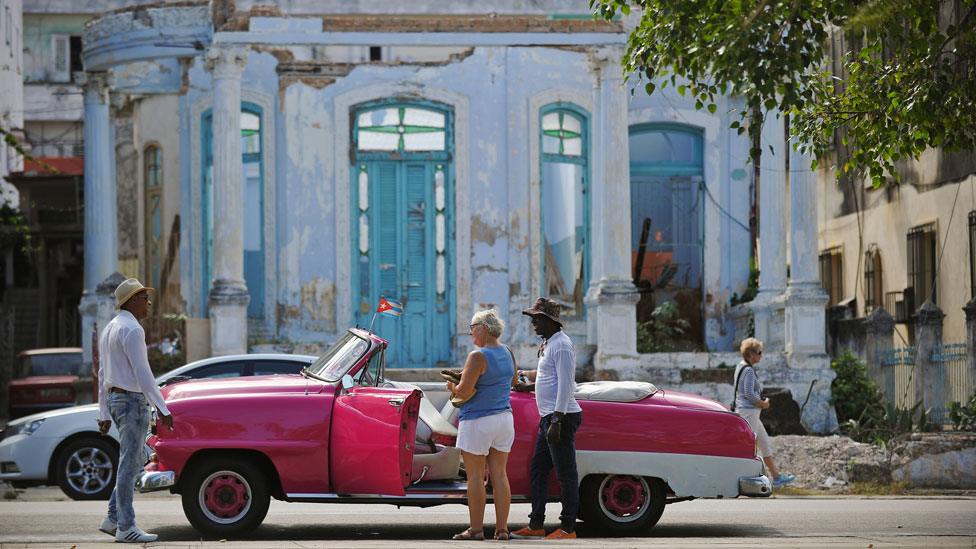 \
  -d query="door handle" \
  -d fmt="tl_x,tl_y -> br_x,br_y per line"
388,398 -> 403,410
